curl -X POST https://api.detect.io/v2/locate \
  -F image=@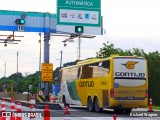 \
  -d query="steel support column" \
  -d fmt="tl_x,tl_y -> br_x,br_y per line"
43,32 -> 50,101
